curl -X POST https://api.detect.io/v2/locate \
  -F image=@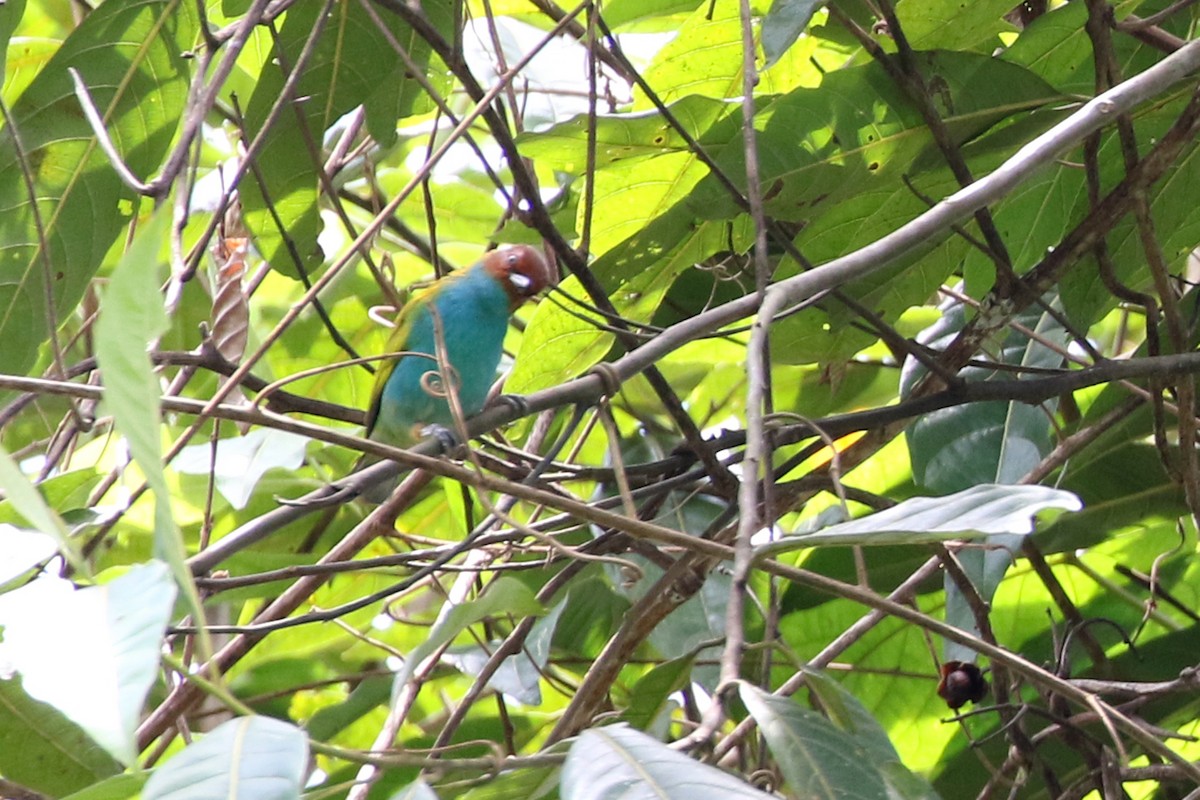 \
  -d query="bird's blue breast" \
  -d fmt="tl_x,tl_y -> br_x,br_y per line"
375,267 -> 511,443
